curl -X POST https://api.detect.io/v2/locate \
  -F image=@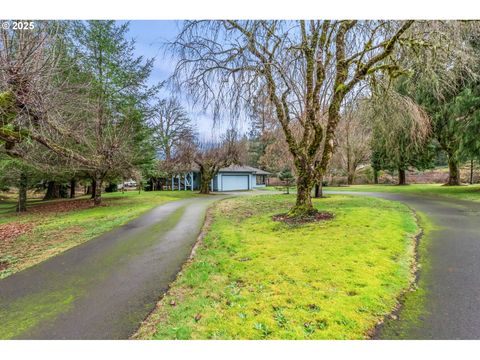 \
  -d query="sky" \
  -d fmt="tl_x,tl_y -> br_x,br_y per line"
123,20 -> 249,139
